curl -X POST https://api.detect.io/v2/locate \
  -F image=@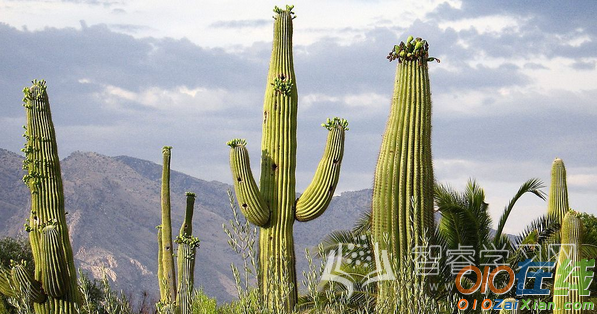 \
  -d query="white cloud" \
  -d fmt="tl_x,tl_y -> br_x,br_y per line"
438,15 -> 522,34
94,84 -> 245,114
